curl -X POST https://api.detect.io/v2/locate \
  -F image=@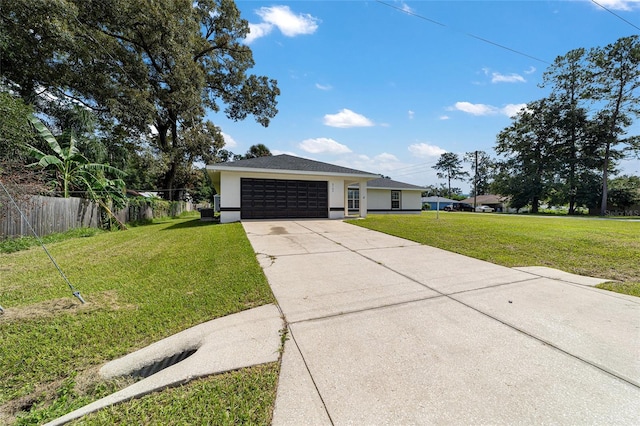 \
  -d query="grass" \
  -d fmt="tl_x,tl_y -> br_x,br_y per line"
76,363 -> 279,425
0,215 -> 277,425
0,227 -> 104,254
348,211 -> 640,297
